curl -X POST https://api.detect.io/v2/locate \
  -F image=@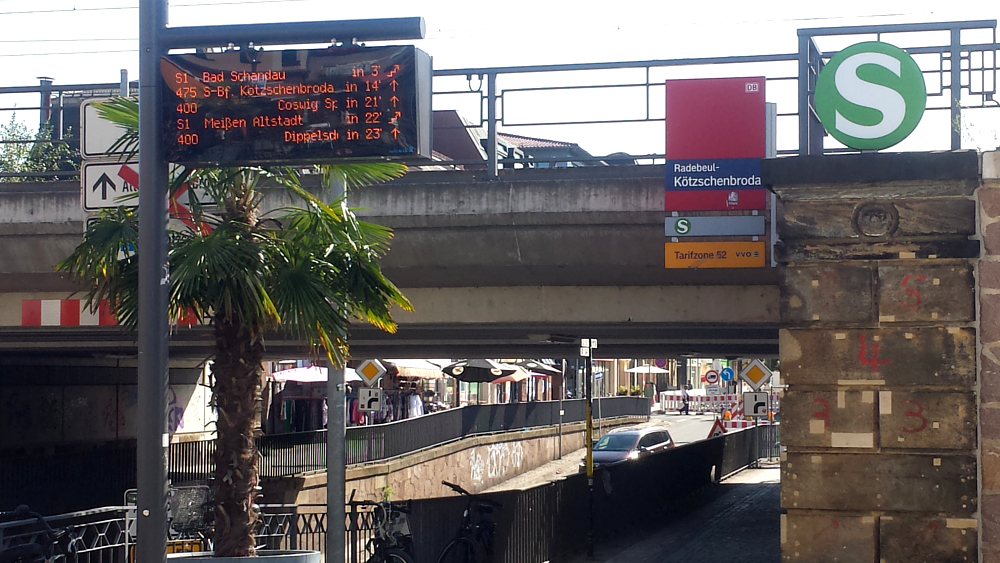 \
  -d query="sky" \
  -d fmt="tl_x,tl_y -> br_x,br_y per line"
0,0 -> 998,156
